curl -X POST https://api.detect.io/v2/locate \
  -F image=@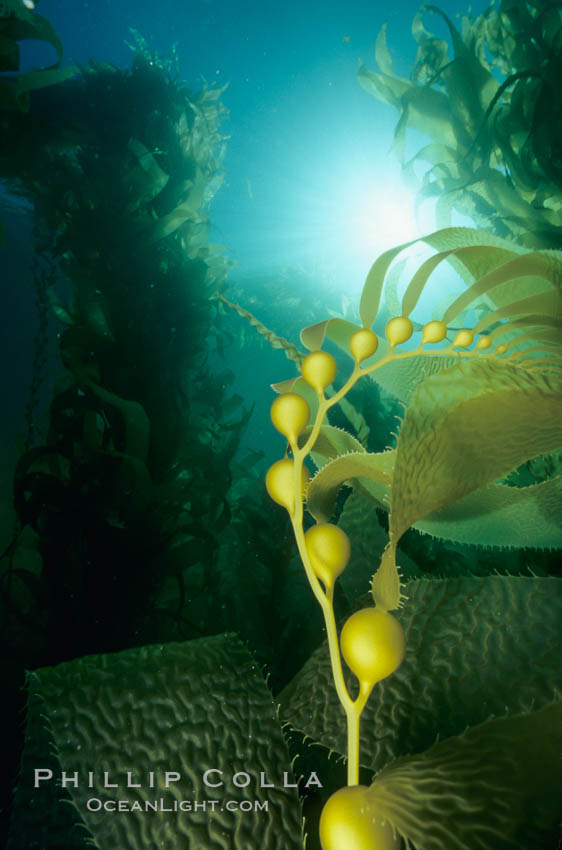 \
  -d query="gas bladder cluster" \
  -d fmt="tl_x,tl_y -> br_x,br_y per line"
229,221 -> 562,848
266,324 -> 415,849
263,281 -> 552,847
